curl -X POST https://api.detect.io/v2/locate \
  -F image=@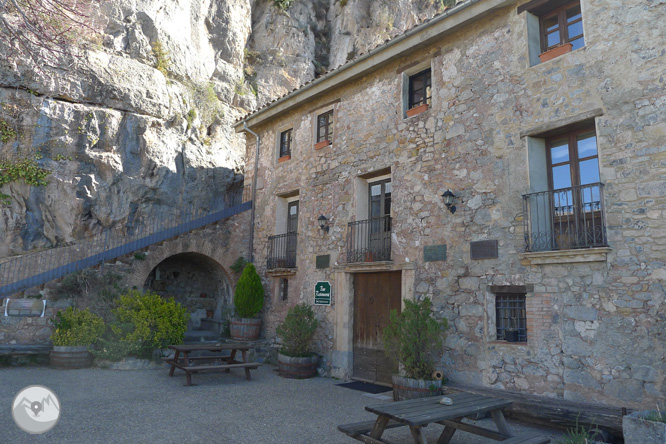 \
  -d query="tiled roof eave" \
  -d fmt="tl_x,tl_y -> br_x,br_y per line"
234,0 -> 516,132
